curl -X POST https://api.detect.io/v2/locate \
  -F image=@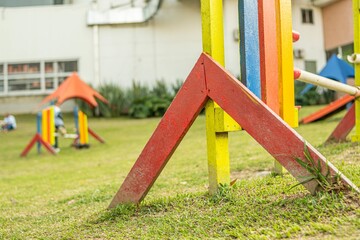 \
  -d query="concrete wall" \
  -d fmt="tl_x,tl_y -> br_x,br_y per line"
97,0 -> 240,87
292,0 -> 326,72
0,3 -> 94,83
0,1 -> 93,113
98,0 -> 203,87
0,0 -> 241,114
322,0 -> 353,50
